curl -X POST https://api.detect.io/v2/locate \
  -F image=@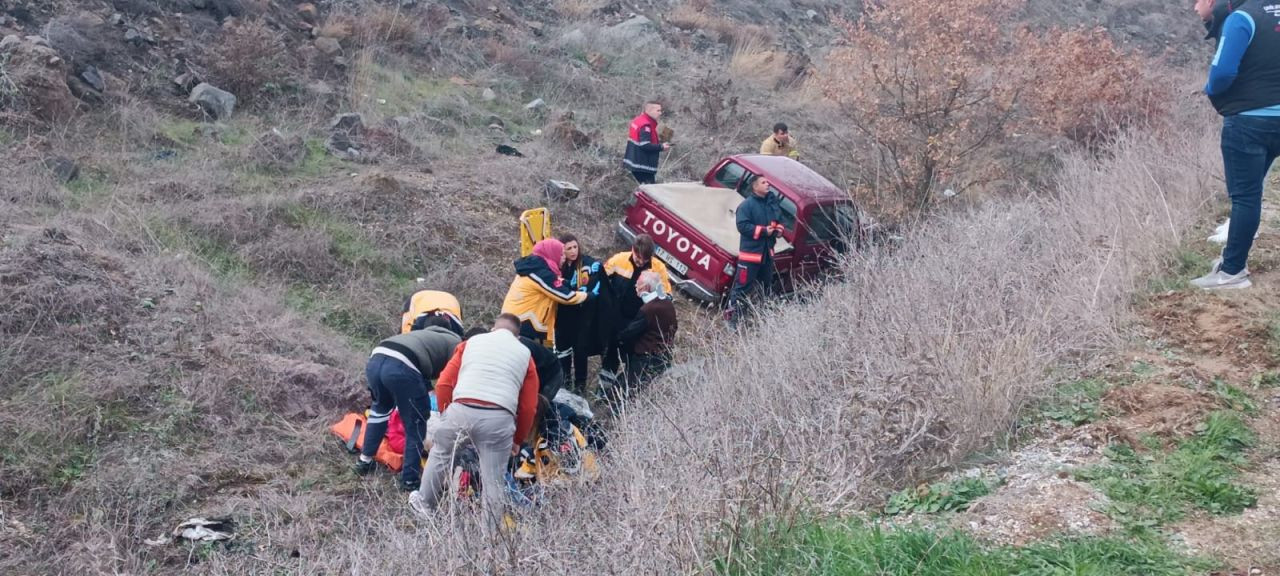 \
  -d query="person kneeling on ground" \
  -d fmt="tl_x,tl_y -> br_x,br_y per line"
516,333 -> 582,478
601,235 -> 672,391
355,315 -> 462,491
410,314 -> 539,530
613,270 -> 678,402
